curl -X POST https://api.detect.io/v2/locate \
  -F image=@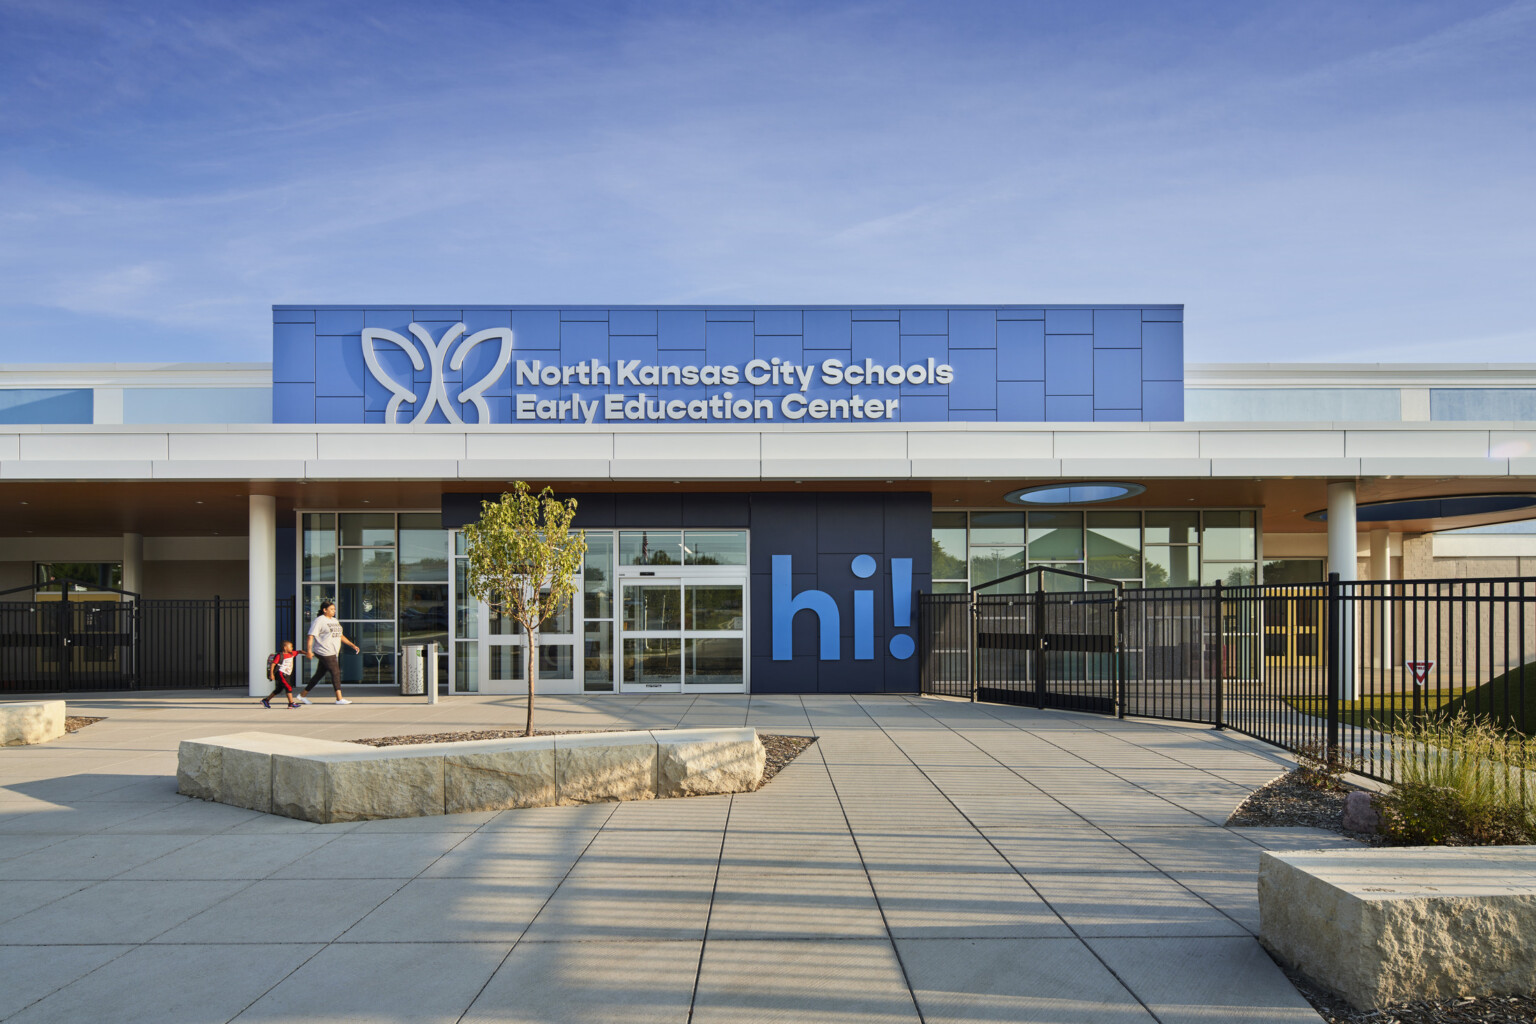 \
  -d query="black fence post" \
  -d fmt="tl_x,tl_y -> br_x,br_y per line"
1212,581 -> 1224,730
1033,584 -> 1047,710
967,589 -> 978,702
1114,589 -> 1126,719
1325,571 -> 1342,756
212,595 -> 222,687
